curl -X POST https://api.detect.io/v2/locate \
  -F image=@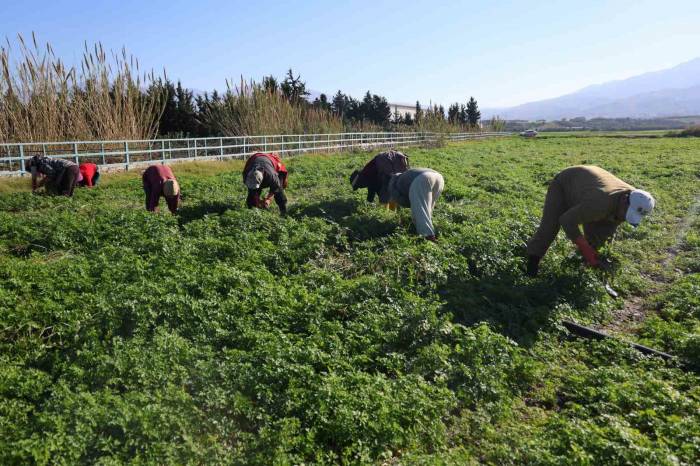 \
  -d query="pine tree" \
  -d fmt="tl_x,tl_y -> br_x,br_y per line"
331,91 -> 347,117
158,79 -> 179,136
415,101 -> 423,124
372,94 -> 391,126
466,96 -> 481,127
313,93 -> 331,111
360,91 -> 374,122
263,75 -> 279,94
447,103 -> 460,124
280,69 -> 309,103
393,106 -> 403,124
